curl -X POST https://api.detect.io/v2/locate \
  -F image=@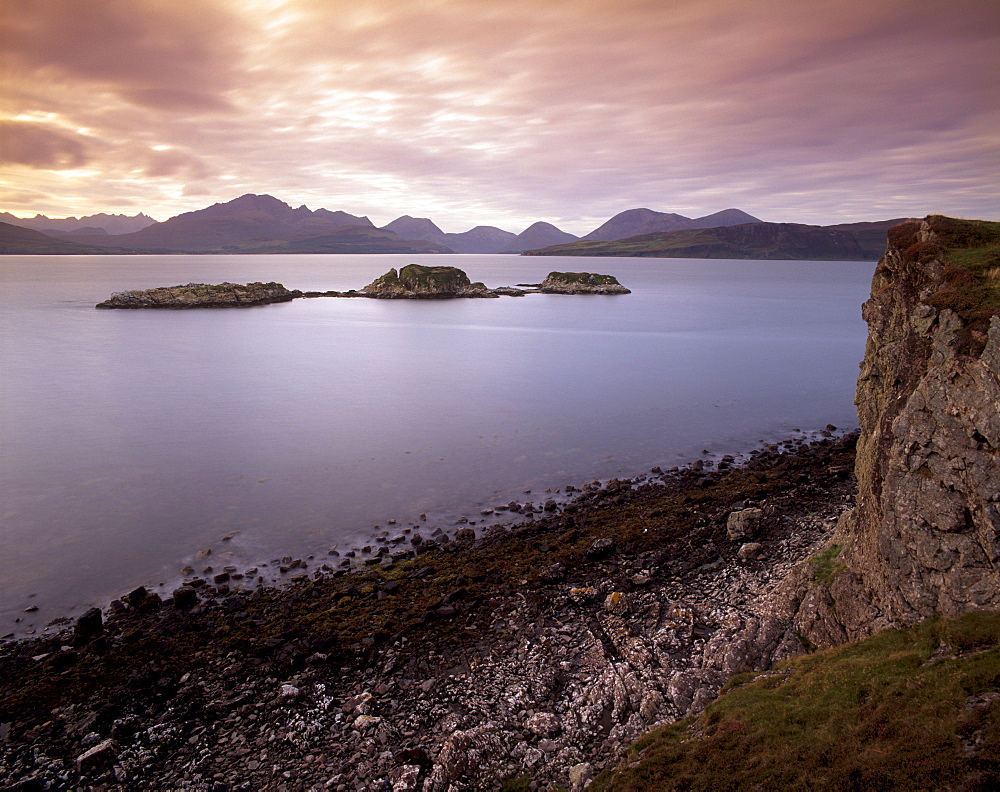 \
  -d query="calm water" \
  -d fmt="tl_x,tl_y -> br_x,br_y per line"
0,254 -> 874,636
